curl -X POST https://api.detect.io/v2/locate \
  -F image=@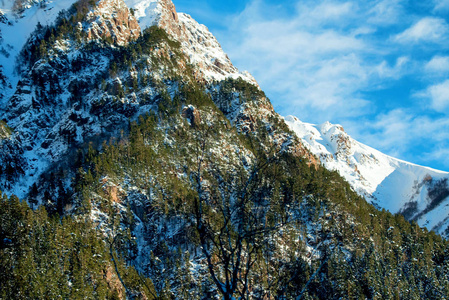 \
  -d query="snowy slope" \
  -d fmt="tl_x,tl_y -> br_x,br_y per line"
285,115 -> 449,236
0,0 -> 78,101
0,0 -> 253,100
0,0 -> 255,102
122,0 -> 161,29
